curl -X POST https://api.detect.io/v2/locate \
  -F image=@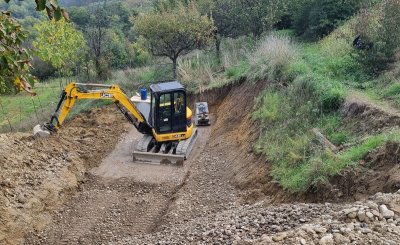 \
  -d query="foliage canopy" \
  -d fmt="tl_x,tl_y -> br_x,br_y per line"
0,12 -> 36,94
33,19 -> 86,76
135,2 -> 215,78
